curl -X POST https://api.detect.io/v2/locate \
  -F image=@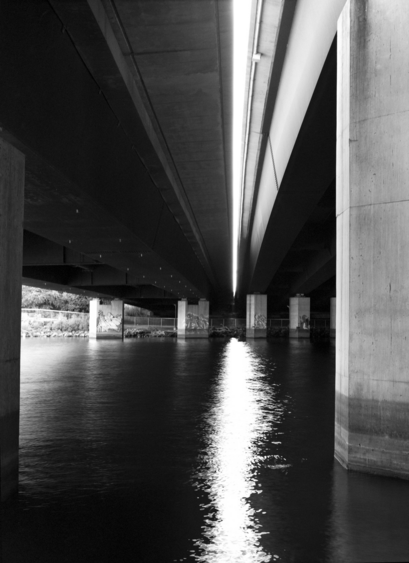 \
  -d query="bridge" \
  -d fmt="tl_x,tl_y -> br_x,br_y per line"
2,0 -> 234,314
2,0 -> 409,498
